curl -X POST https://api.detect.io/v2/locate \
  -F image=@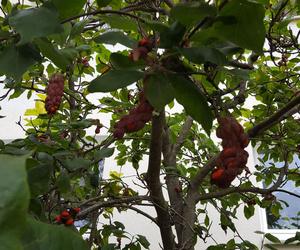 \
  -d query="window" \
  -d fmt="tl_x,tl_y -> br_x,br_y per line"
263,155 -> 300,230
253,150 -> 300,243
